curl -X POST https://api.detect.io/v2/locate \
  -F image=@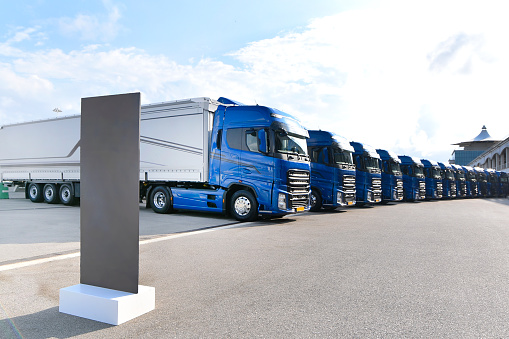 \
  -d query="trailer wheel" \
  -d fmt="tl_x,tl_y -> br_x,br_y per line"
230,190 -> 258,222
43,184 -> 60,204
309,189 -> 322,212
28,183 -> 44,203
150,186 -> 173,214
59,183 -> 76,206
